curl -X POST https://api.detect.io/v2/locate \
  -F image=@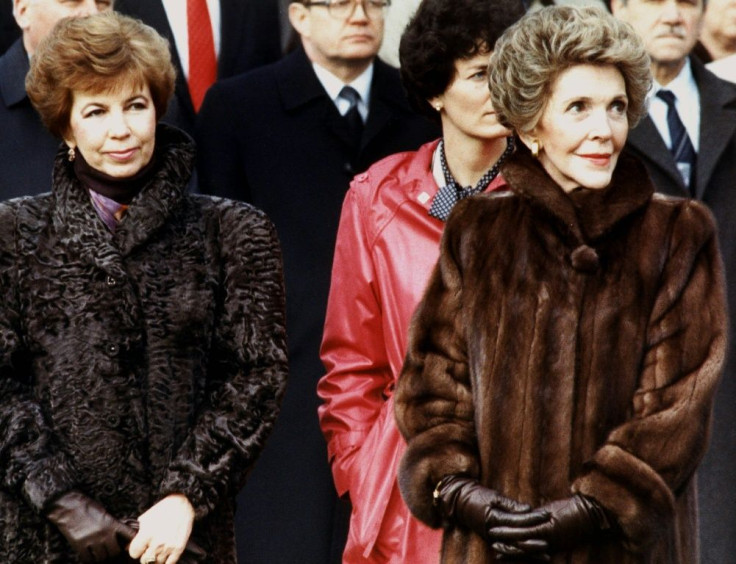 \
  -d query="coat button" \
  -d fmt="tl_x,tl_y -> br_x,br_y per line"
107,343 -> 119,355
106,276 -> 117,287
